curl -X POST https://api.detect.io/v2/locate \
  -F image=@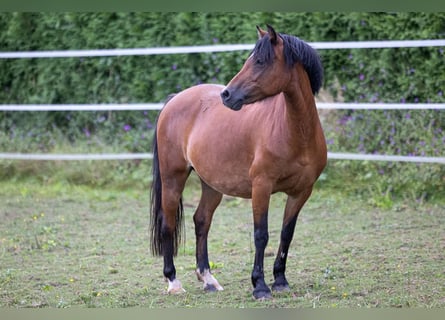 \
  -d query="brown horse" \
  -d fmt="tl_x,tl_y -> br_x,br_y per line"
150,25 -> 327,299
